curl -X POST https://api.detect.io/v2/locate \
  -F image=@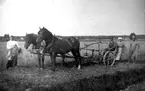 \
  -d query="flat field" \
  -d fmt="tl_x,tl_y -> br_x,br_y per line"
0,40 -> 145,67
0,39 -> 145,91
